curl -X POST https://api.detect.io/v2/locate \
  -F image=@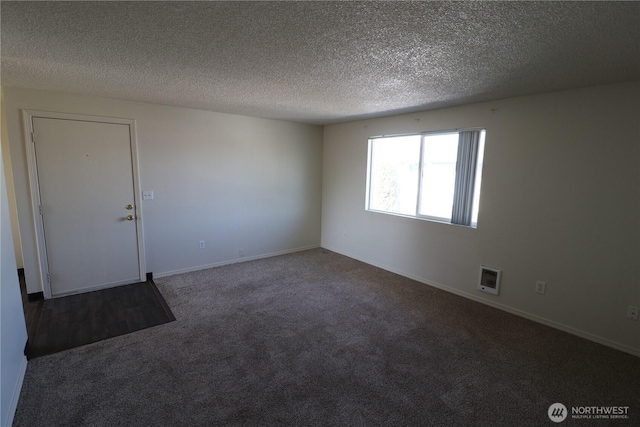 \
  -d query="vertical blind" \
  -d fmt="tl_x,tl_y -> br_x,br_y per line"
451,130 -> 480,226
